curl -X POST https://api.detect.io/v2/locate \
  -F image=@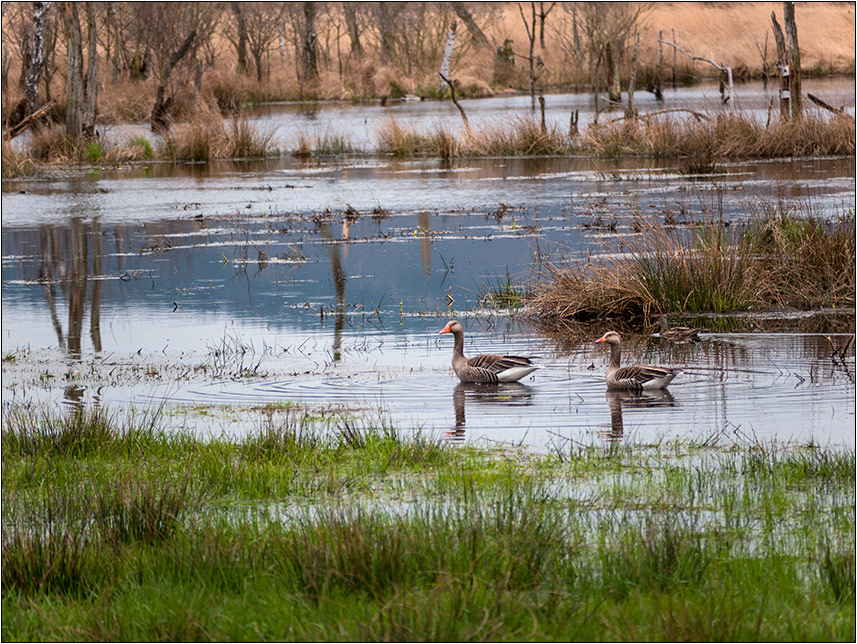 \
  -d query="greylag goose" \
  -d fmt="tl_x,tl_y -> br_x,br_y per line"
656,315 -> 701,342
439,320 -> 539,383
595,331 -> 681,390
